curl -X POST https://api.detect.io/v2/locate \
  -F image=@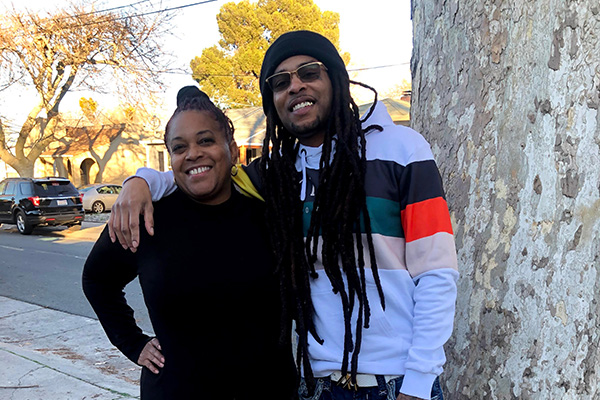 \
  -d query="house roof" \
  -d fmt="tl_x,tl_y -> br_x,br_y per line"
225,107 -> 266,147
41,124 -> 125,157
358,98 -> 410,123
